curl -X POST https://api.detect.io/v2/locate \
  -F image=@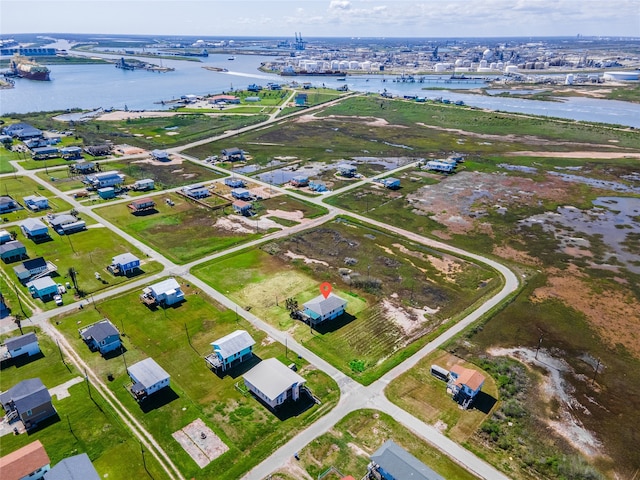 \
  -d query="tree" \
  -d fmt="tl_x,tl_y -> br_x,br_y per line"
14,313 -> 23,335
285,298 -> 299,314
68,267 -> 81,296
